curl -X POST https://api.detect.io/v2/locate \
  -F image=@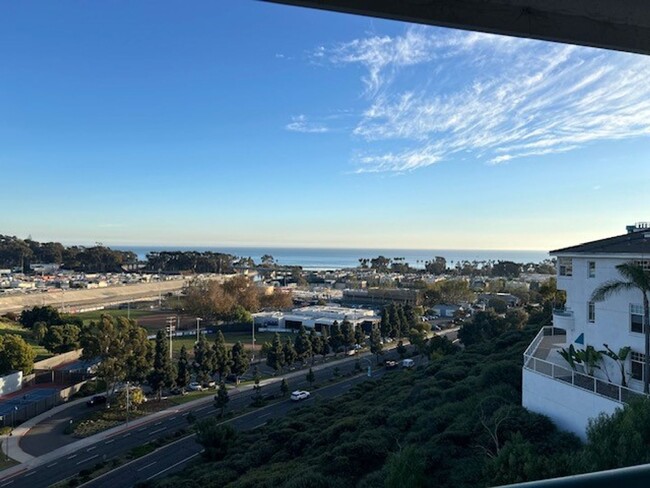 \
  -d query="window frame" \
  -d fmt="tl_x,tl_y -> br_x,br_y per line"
558,257 -> 573,277
588,261 -> 596,278
631,304 -> 644,334
587,301 -> 595,323
631,351 -> 645,381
